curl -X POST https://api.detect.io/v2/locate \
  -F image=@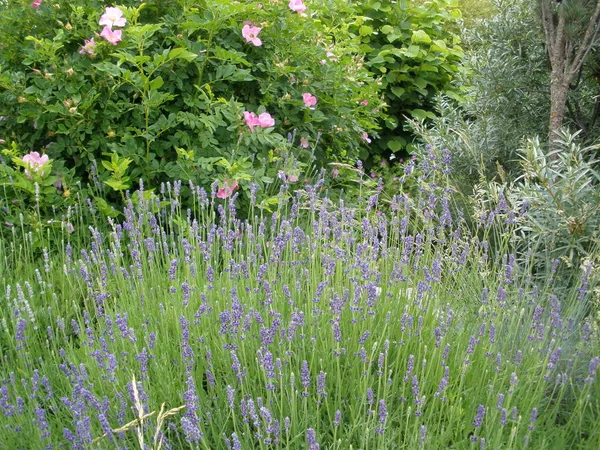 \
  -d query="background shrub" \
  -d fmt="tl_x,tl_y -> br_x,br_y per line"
353,0 -> 464,166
